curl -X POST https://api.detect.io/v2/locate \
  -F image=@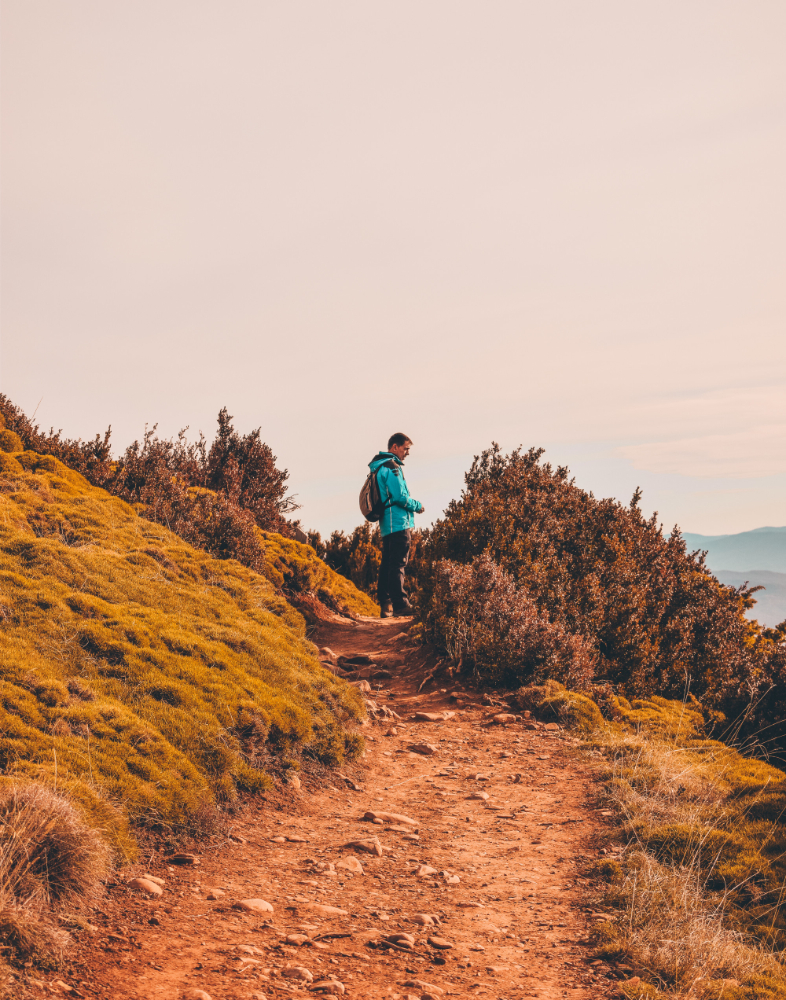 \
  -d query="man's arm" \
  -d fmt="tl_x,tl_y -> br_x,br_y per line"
379,466 -> 423,513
